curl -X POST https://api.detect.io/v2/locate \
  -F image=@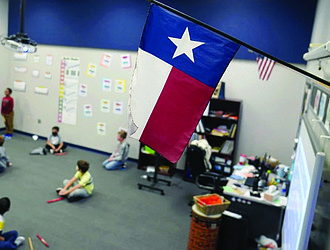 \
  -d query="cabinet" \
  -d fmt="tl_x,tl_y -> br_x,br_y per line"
186,98 -> 242,178
137,143 -> 176,177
